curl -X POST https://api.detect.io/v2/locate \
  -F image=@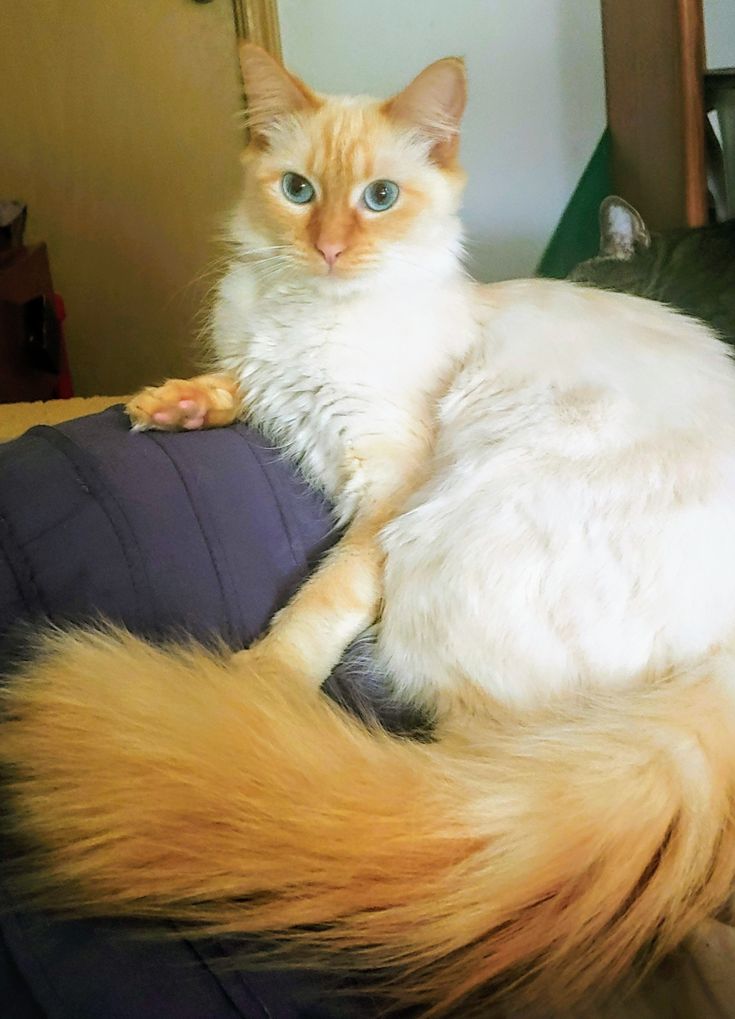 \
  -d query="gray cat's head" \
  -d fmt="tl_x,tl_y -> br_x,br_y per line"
568,196 -> 657,296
